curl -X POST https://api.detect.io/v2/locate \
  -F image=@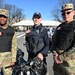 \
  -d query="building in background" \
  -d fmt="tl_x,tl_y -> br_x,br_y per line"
12,19 -> 61,31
